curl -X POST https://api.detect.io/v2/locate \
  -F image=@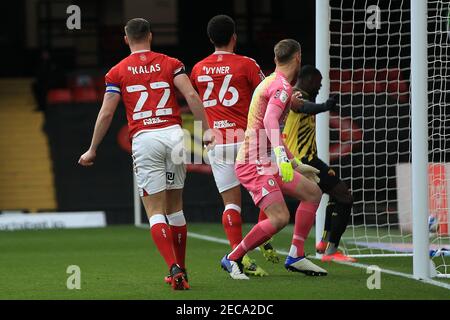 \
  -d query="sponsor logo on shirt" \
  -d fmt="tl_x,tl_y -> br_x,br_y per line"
213,120 -> 237,129
274,90 -> 281,99
143,117 -> 168,126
